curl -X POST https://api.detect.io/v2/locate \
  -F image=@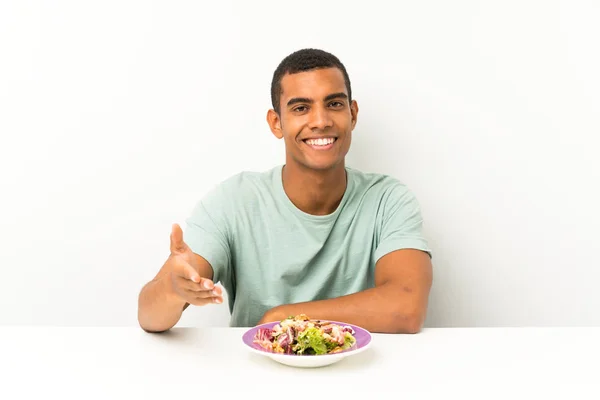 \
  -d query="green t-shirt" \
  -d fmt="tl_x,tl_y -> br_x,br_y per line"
184,165 -> 432,327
